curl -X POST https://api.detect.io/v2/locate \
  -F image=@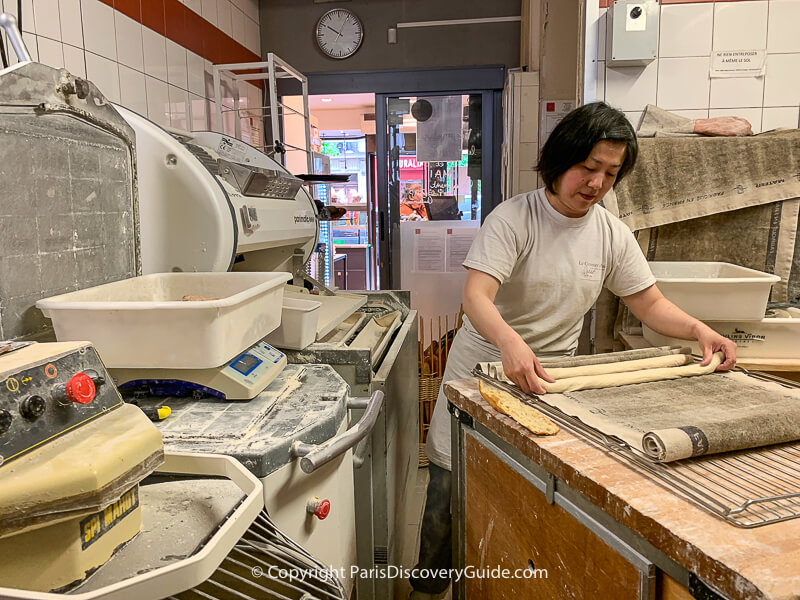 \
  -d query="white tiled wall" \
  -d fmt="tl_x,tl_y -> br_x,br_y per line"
1,0 -> 263,139
592,0 -> 800,133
